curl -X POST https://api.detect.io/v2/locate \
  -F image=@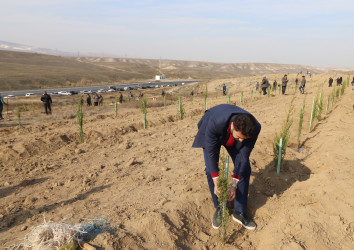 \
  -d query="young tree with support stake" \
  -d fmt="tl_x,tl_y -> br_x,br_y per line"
273,96 -> 295,172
